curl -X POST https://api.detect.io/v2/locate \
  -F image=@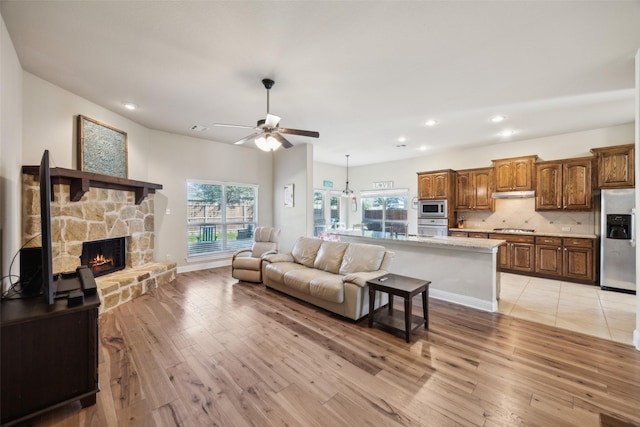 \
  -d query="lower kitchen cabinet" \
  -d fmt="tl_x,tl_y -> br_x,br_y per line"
534,236 -> 596,283
491,234 -> 535,273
